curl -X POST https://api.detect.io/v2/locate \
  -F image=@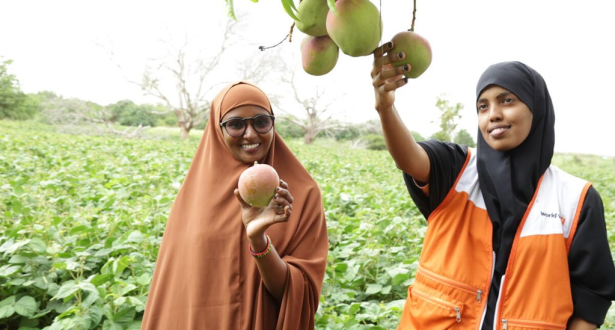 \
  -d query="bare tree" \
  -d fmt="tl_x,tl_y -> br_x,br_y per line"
139,20 -> 239,139
279,68 -> 344,145
101,19 -> 240,139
